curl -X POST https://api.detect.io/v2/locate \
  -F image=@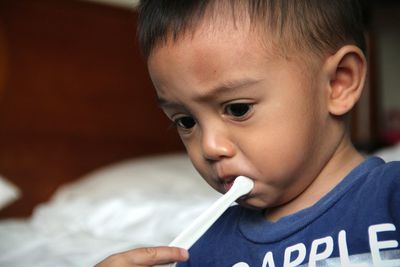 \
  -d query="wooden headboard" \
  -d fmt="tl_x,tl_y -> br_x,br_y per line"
0,0 -> 184,218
